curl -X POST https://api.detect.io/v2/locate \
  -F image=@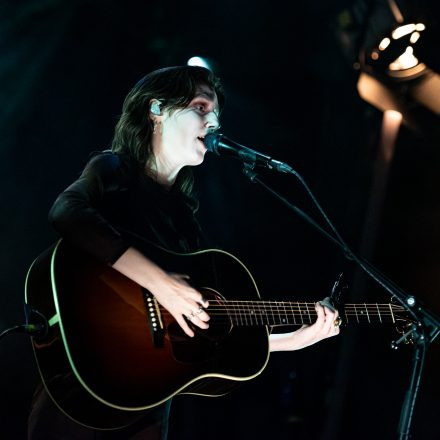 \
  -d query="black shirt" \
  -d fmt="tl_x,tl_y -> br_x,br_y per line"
48,151 -> 203,263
